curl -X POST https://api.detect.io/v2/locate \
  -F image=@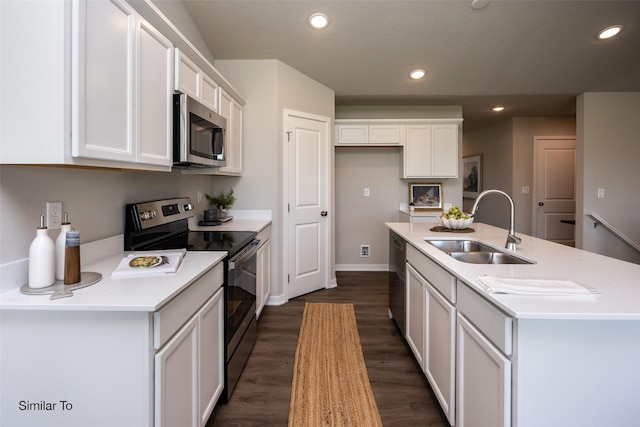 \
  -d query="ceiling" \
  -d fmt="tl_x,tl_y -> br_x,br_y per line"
180,0 -> 640,131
